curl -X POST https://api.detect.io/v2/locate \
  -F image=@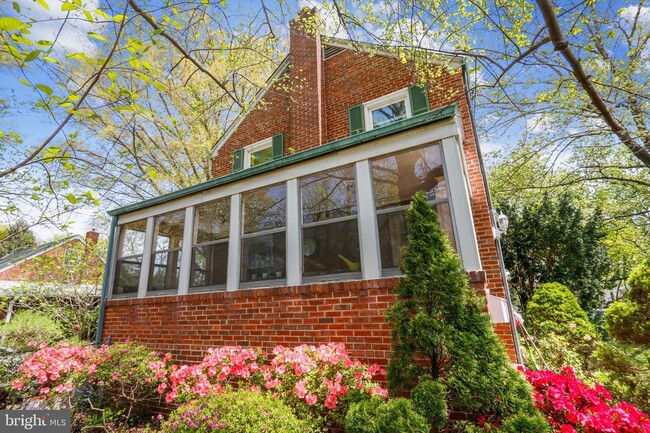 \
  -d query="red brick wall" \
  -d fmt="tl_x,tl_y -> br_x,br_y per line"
102,276 -> 517,366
